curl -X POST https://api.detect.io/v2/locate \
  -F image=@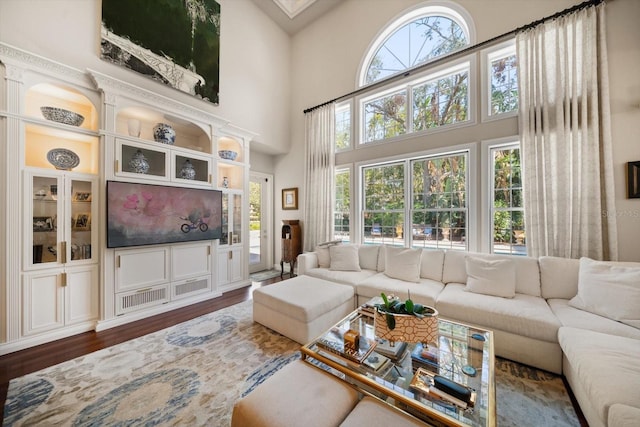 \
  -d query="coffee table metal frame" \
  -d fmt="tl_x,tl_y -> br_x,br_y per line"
301,310 -> 496,427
